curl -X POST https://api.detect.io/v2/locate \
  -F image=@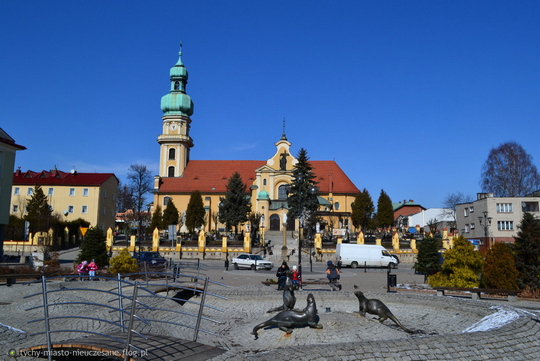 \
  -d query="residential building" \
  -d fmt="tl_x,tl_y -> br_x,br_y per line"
456,192 -> 540,251
11,168 -> 118,231
405,208 -> 454,235
153,45 -> 360,234
0,128 -> 26,259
